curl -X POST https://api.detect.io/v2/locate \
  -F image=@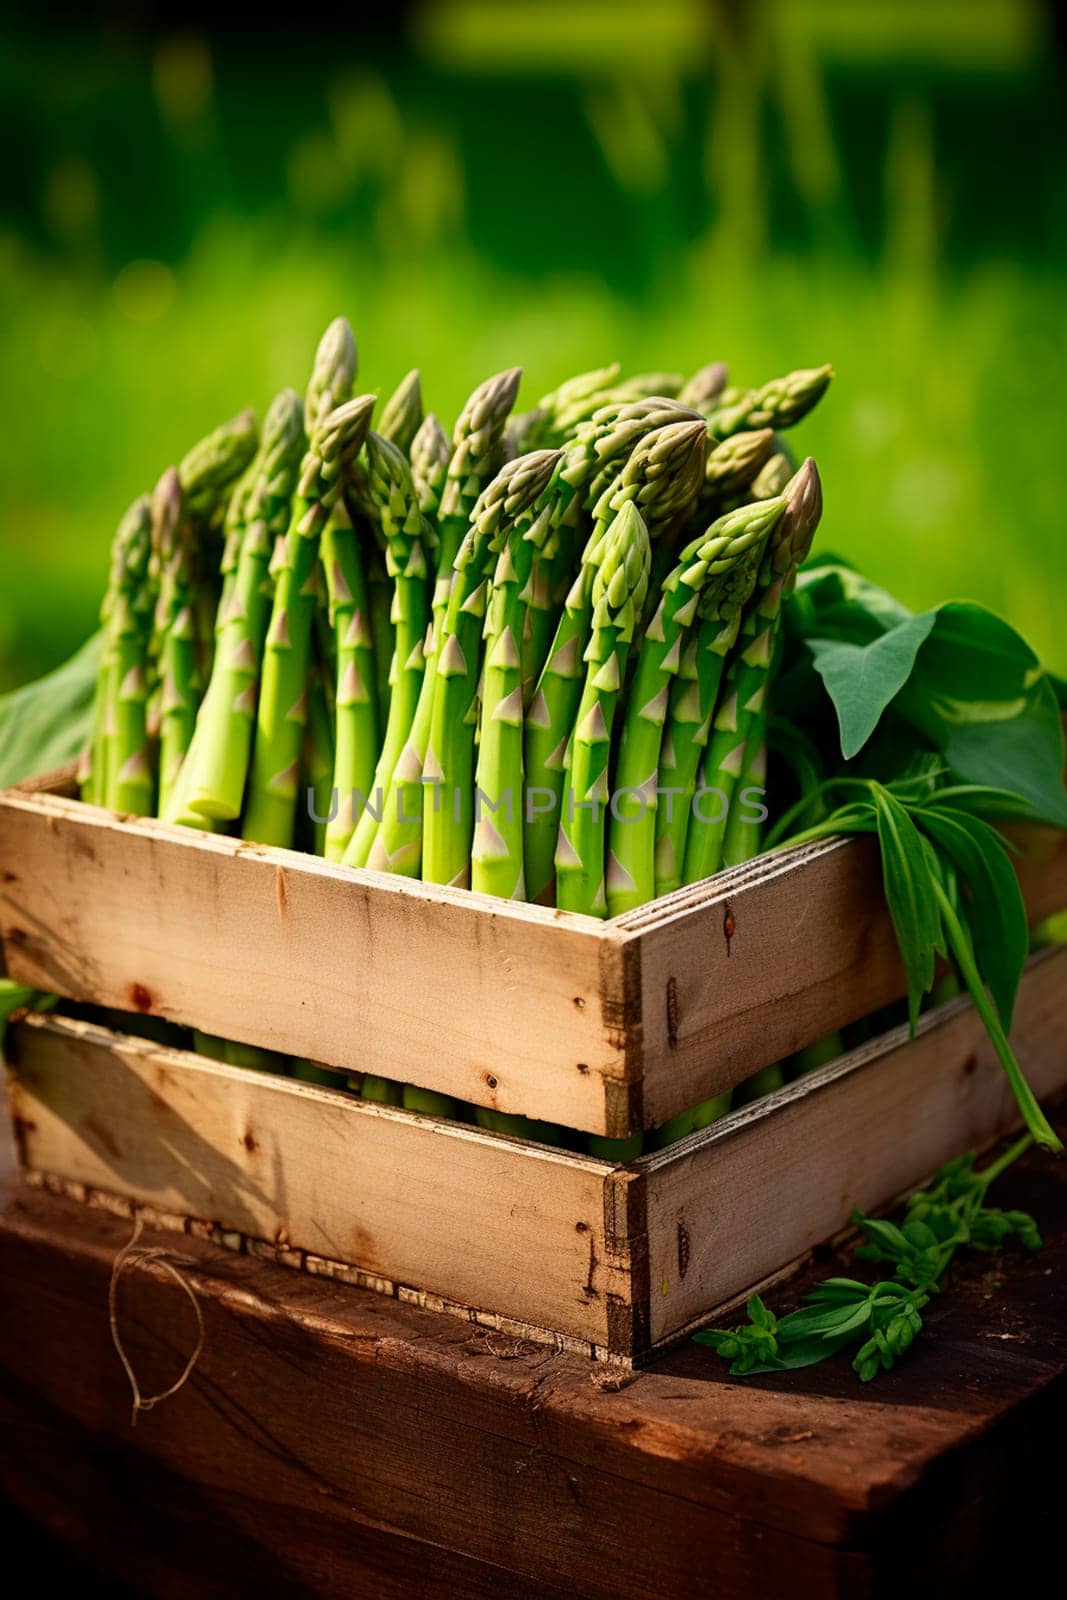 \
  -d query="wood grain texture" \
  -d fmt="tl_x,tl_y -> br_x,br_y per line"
7,1012 -> 623,1348
0,787 -> 619,1130
618,827 -> 1067,1126
2,774 -> 1065,1136
0,1162 -> 1065,1599
639,944 -> 1067,1345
